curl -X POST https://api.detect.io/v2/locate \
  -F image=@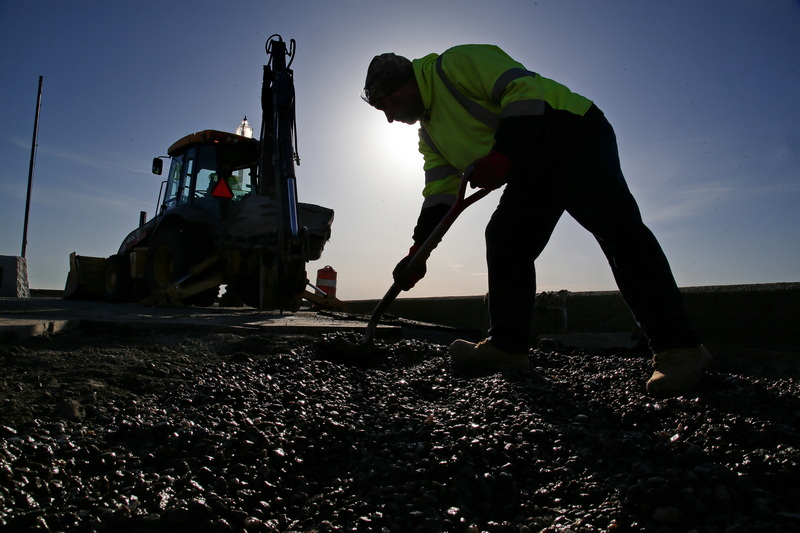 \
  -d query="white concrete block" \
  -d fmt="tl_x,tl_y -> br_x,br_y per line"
0,256 -> 31,298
